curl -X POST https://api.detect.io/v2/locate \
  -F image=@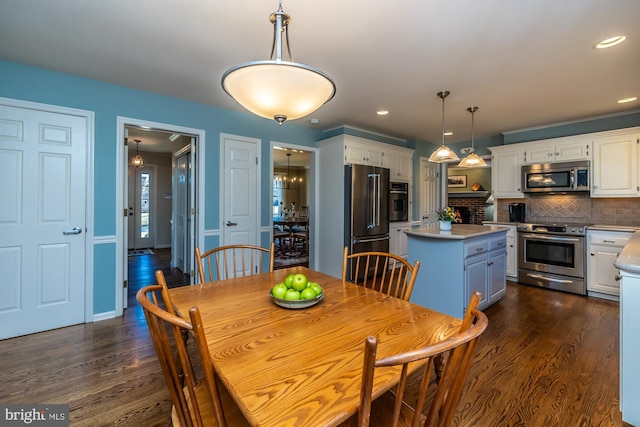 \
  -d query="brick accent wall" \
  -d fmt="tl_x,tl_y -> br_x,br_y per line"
448,196 -> 487,224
